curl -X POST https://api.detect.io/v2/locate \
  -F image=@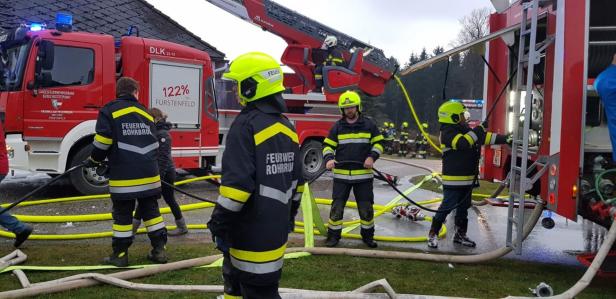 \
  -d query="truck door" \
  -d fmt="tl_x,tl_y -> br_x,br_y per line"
23,40 -> 102,138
